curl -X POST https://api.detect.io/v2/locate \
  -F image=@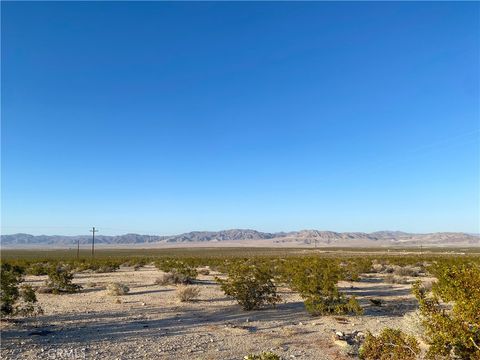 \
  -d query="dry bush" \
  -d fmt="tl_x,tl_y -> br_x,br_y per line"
176,285 -> 200,302
384,274 -> 410,284
198,268 -> 210,275
371,263 -> 385,273
155,270 -> 192,285
155,269 -> 193,285
393,265 -> 421,277
106,282 -> 129,296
